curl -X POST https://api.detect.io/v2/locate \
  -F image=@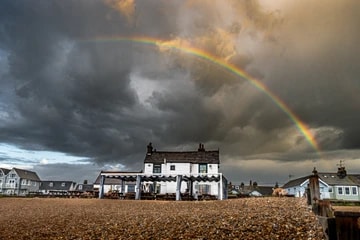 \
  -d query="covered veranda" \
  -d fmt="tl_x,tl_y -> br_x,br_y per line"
98,172 -> 228,200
